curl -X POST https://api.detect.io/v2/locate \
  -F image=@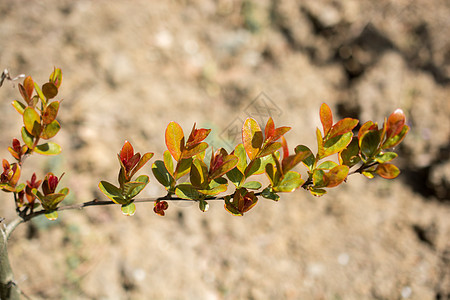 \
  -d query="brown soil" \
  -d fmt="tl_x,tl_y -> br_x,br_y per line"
0,1 -> 449,299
